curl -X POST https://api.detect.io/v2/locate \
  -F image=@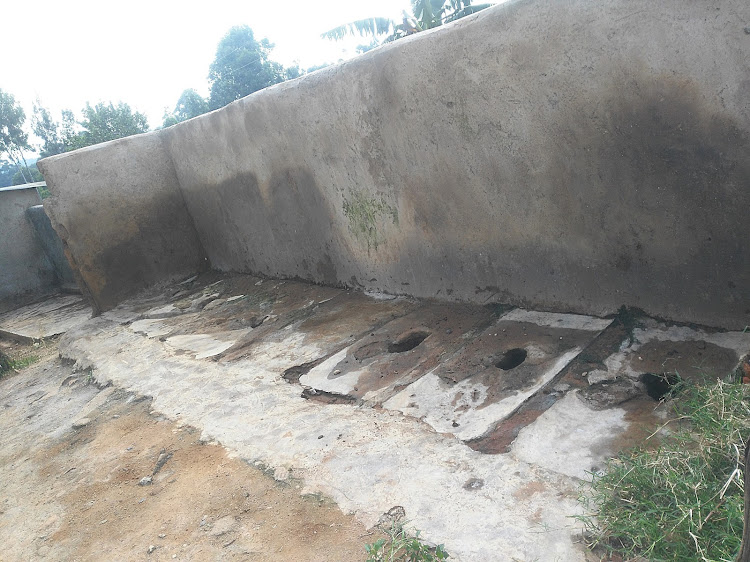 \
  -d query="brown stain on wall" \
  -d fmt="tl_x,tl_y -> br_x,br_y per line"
187,167 -> 342,287
370,69 -> 750,326
66,189 -> 208,312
